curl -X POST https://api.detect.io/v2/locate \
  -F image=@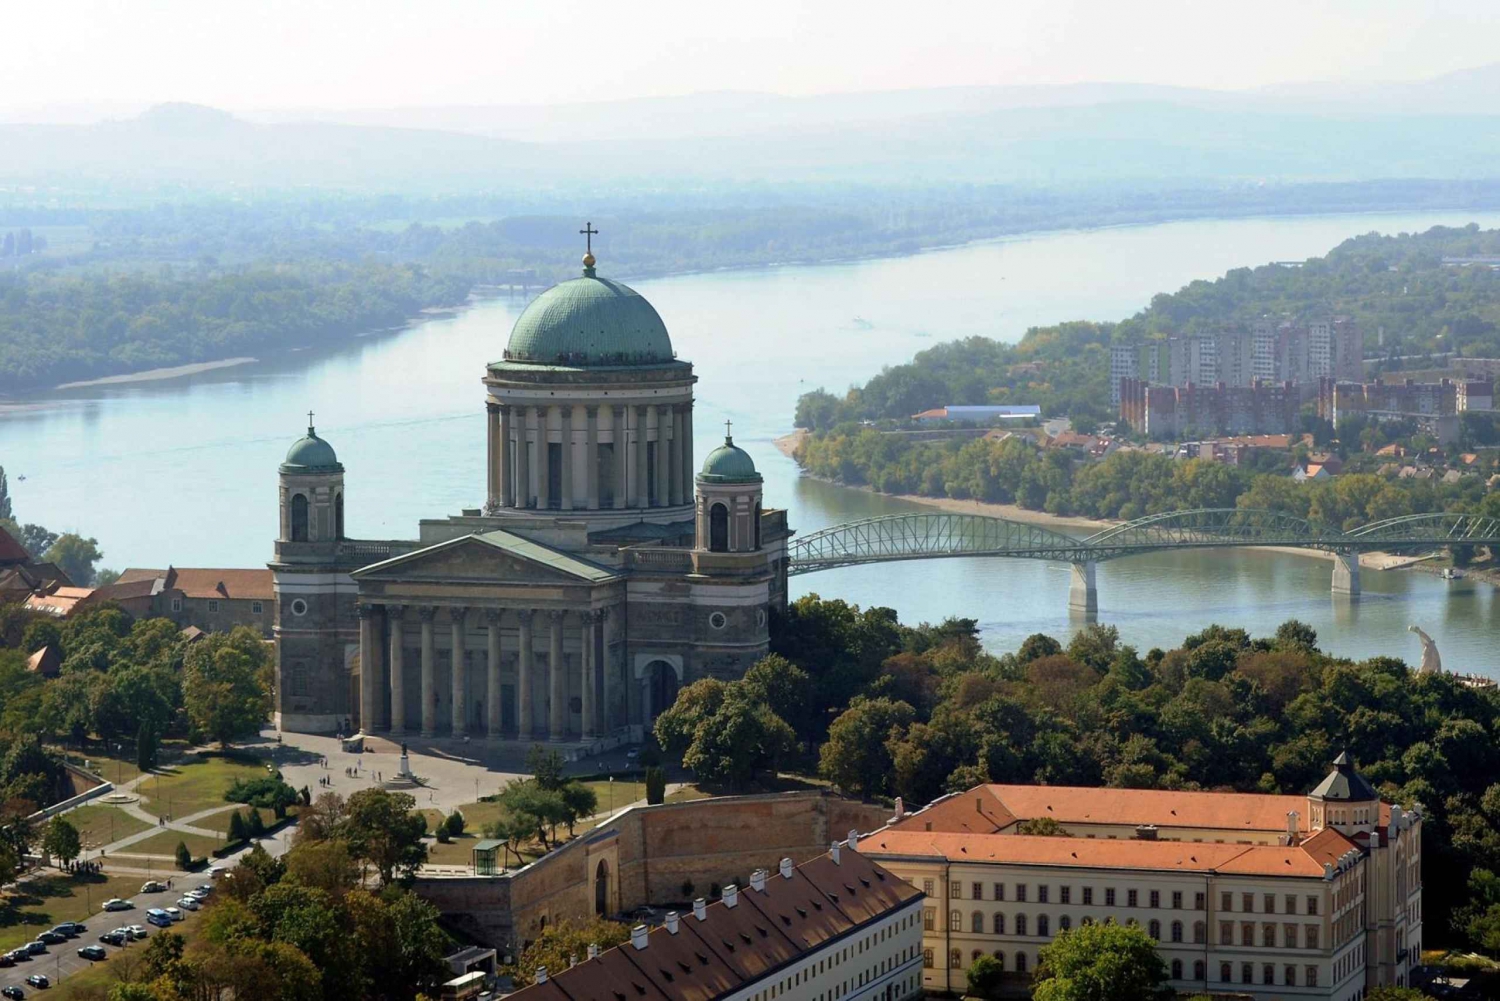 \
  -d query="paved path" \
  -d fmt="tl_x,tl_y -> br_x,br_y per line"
70,771 -> 239,862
